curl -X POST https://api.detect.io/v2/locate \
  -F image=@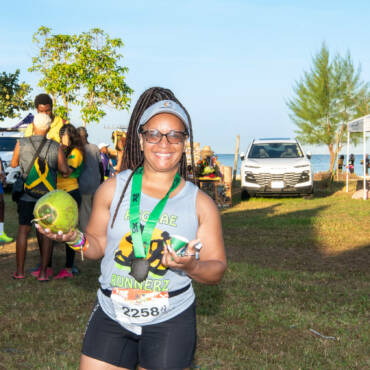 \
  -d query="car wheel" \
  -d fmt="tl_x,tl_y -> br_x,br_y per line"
241,189 -> 250,201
